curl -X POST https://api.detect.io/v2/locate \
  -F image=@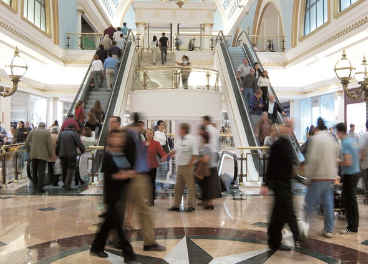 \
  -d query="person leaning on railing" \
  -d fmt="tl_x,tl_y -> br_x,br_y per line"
176,55 -> 191,89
